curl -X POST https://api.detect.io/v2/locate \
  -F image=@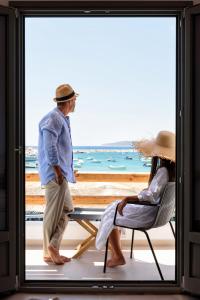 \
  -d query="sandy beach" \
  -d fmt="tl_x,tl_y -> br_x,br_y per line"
26,181 -> 147,197
26,180 -> 148,212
